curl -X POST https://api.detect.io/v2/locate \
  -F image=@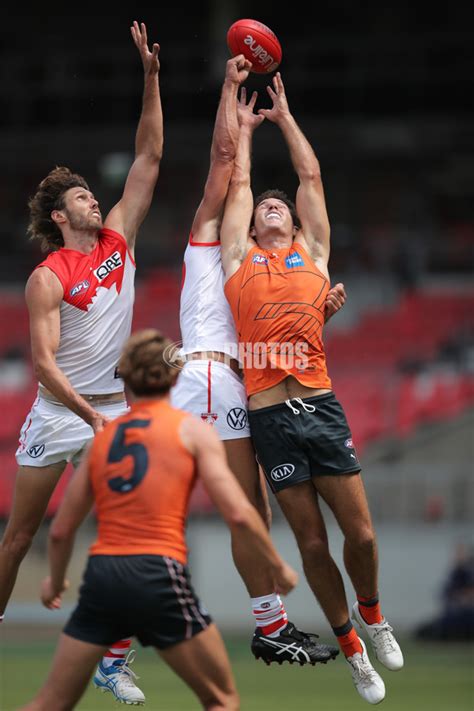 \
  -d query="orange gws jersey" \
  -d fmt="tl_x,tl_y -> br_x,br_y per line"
224,243 -> 332,396
88,399 -> 196,564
